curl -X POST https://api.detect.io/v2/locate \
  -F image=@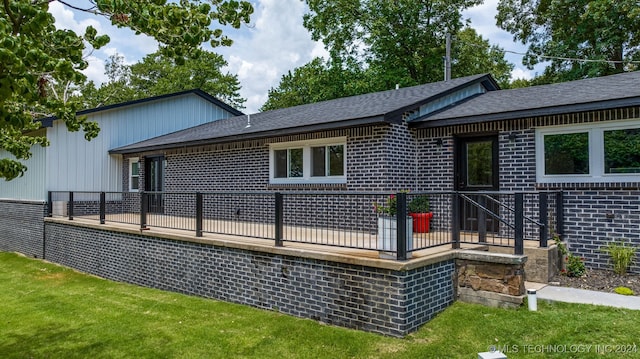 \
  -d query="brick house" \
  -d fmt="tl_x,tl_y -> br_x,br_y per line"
112,71 -> 640,273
